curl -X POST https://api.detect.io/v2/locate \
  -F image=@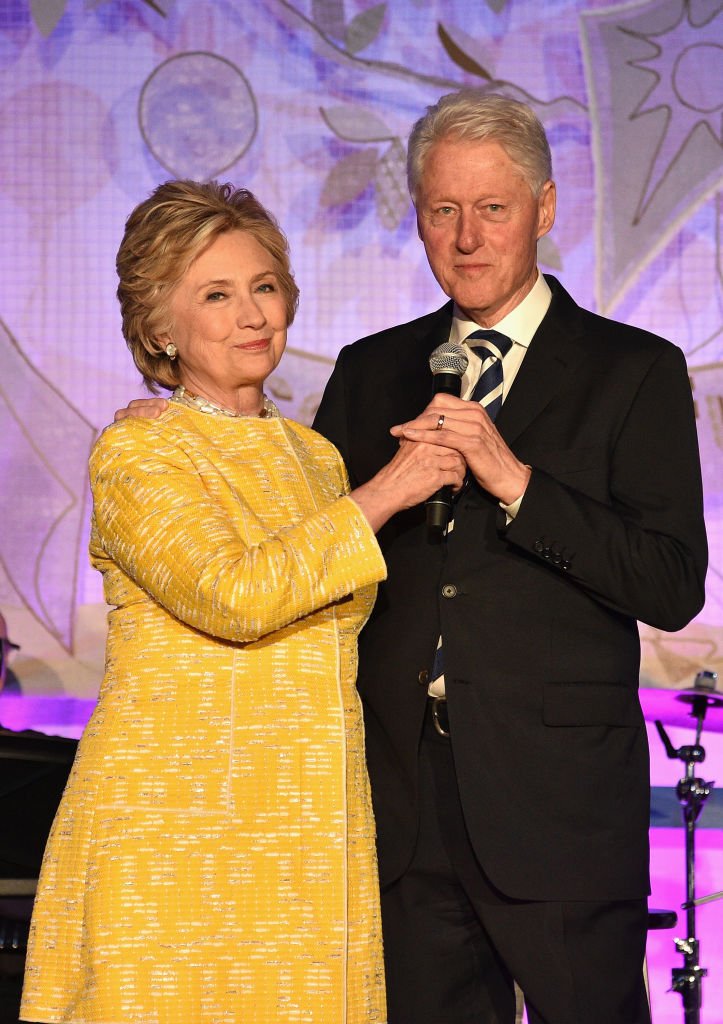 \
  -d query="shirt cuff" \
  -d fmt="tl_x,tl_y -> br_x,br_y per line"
499,493 -> 524,524
499,466 -> 531,524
